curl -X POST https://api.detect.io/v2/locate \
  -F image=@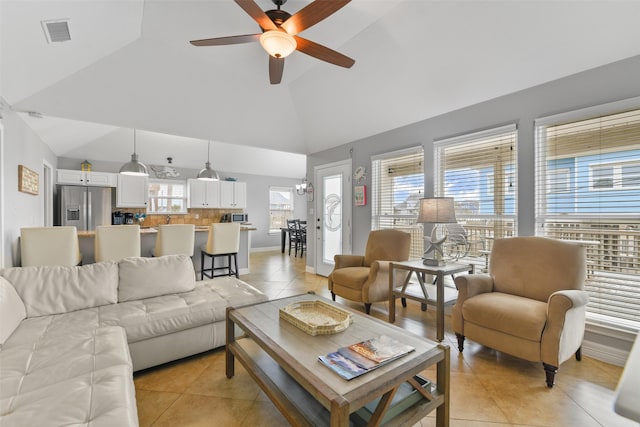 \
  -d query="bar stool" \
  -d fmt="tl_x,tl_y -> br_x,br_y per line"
201,223 -> 240,279
154,224 -> 195,257
95,225 -> 141,262
20,226 -> 82,266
